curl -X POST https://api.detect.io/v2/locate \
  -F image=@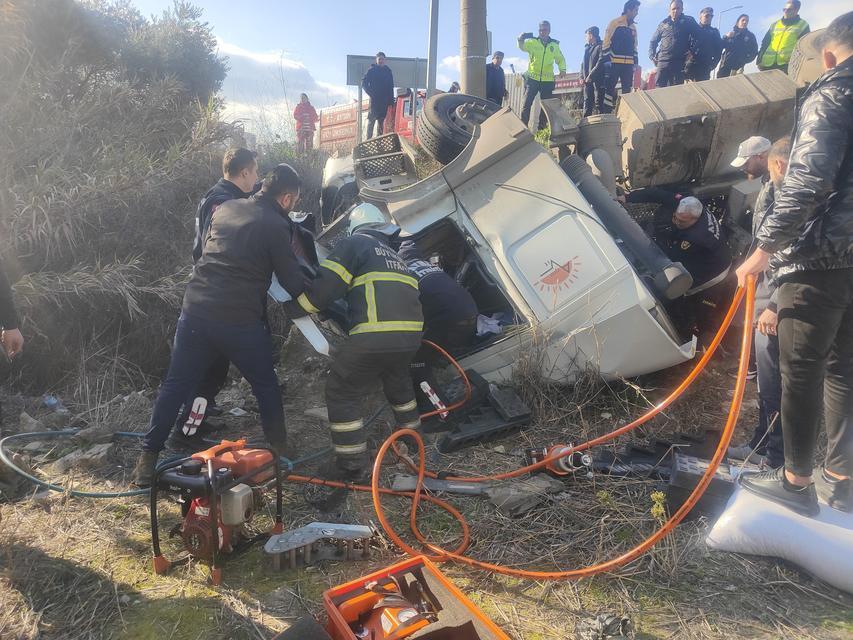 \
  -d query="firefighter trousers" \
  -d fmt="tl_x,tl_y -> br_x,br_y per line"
326,340 -> 421,471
